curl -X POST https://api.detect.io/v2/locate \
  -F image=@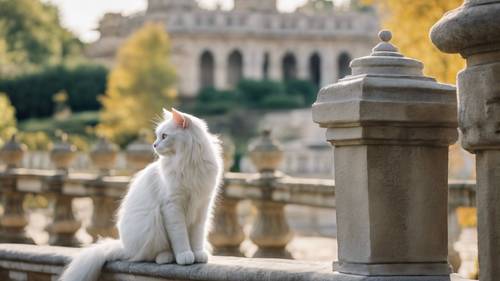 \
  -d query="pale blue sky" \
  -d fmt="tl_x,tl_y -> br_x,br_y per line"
43,0 -> 309,42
